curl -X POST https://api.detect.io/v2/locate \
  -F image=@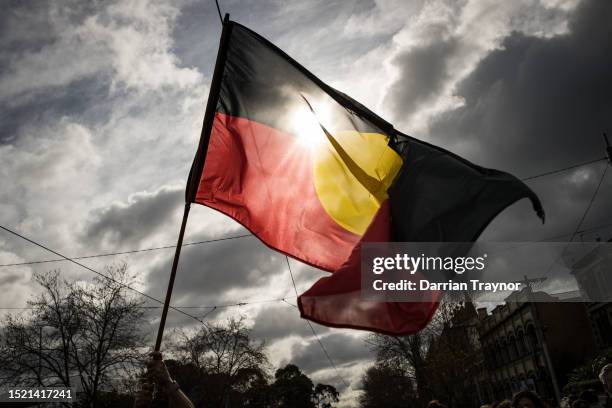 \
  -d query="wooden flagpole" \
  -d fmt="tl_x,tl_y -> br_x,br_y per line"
154,13 -> 232,352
